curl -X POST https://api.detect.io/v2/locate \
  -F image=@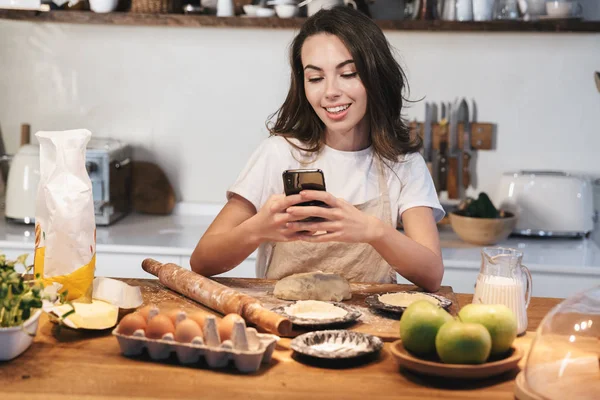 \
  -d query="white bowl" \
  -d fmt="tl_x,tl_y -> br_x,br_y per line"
89,0 -> 119,13
0,309 -> 42,361
546,1 -> 575,18
256,7 -> 276,17
275,4 -> 299,18
243,4 -> 260,16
